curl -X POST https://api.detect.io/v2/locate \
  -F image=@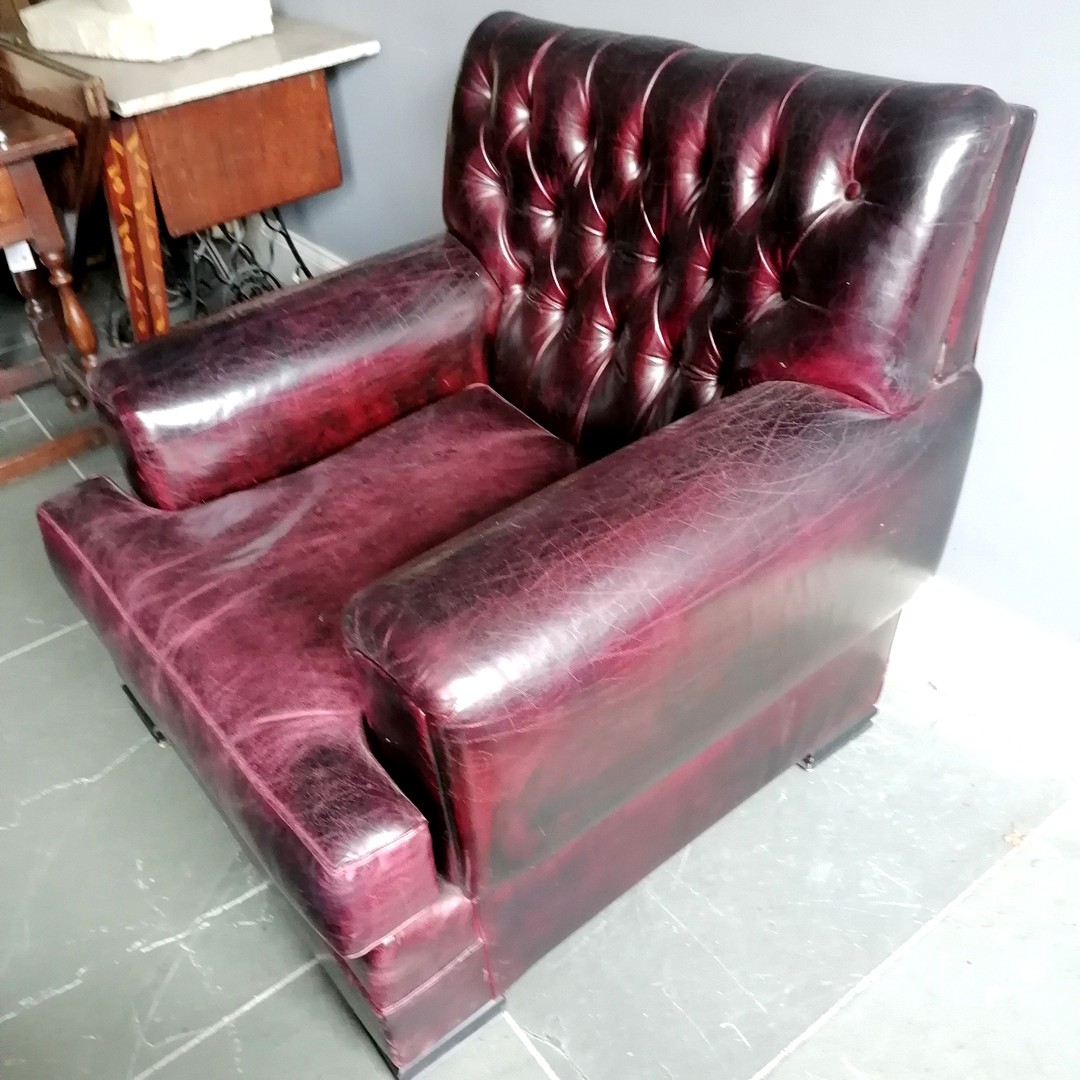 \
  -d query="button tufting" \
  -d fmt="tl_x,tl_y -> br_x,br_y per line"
698,146 -> 713,182
626,135 -> 650,180
707,249 -> 723,281
445,14 -> 1019,448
